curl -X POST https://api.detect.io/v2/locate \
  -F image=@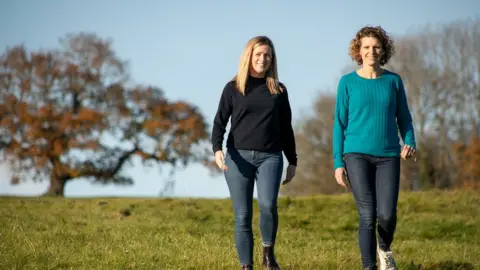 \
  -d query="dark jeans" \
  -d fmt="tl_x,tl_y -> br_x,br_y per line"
343,153 -> 400,269
224,147 -> 284,265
